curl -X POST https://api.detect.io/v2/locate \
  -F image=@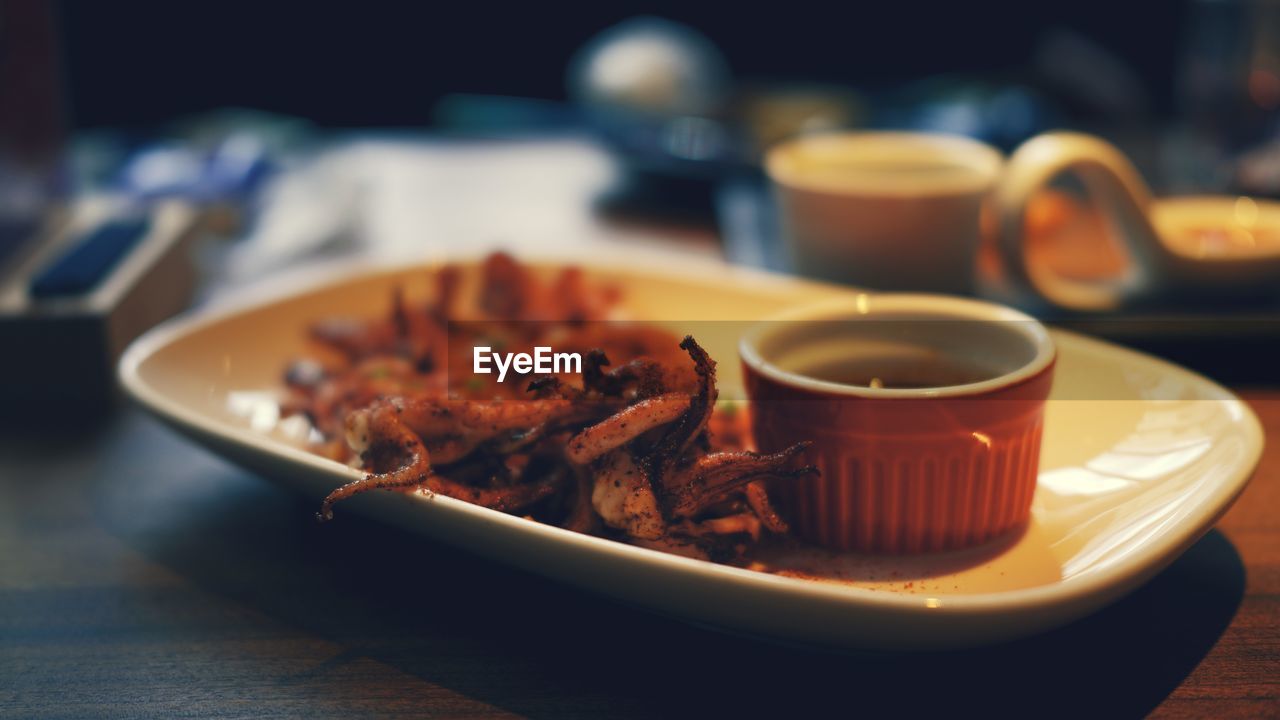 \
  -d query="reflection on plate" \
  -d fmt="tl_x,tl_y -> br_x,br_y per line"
119,252 -> 1262,650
